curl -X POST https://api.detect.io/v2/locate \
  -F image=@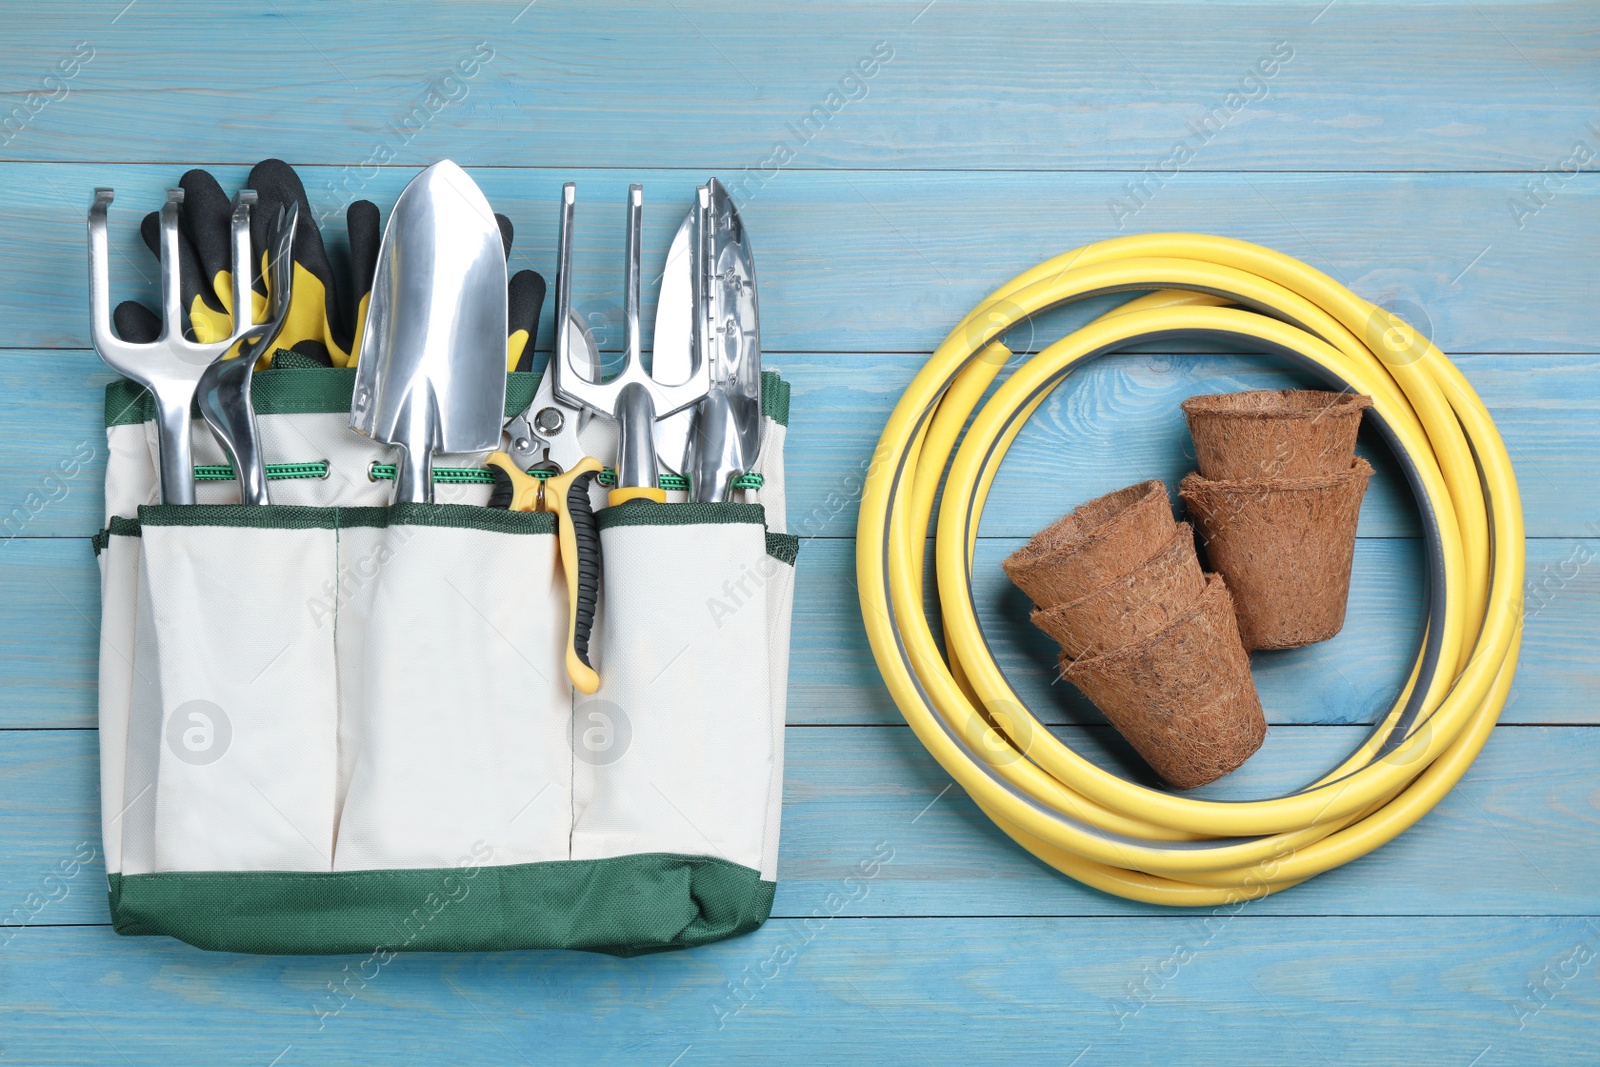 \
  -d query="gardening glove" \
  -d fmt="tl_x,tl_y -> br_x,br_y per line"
507,263 -> 546,373
114,160 -> 545,372
112,162 -> 381,367
489,210 -> 548,373
245,158 -> 379,367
